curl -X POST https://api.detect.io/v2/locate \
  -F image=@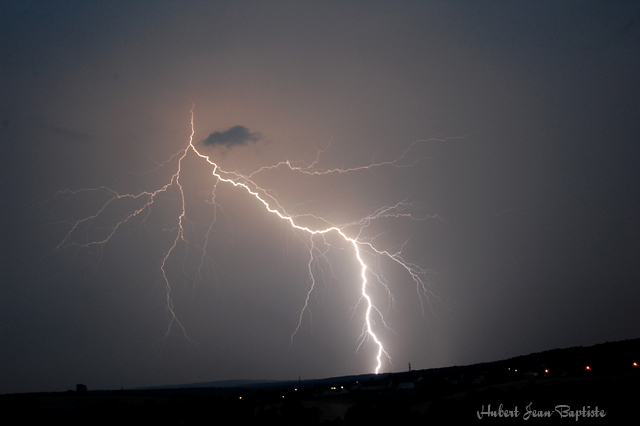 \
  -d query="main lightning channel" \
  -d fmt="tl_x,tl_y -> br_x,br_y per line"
55,107 -> 442,374
185,112 -> 390,373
